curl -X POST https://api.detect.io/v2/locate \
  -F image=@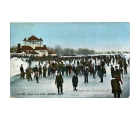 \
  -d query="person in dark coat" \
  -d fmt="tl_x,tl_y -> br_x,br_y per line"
112,58 -> 114,65
27,67 -> 32,81
99,66 -> 103,82
77,60 -> 79,66
111,75 -> 123,98
119,67 -> 123,79
20,64 -> 25,79
35,71 -> 39,83
92,65 -> 95,78
34,65 -> 38,72
111,65 -> 115,78
25,67 -> 28,79
72,73 -> 78,91
55,72 -> 64,94
48,65 -> 50,77
66,64 -> 68,76
83,67 -> 88,83
114,66 -> 121,80
69,64 -> 72,75
39,65 -> 42,78
43,64 -> 47,78
61,64 -> 65,76
124,63 -> 128,74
